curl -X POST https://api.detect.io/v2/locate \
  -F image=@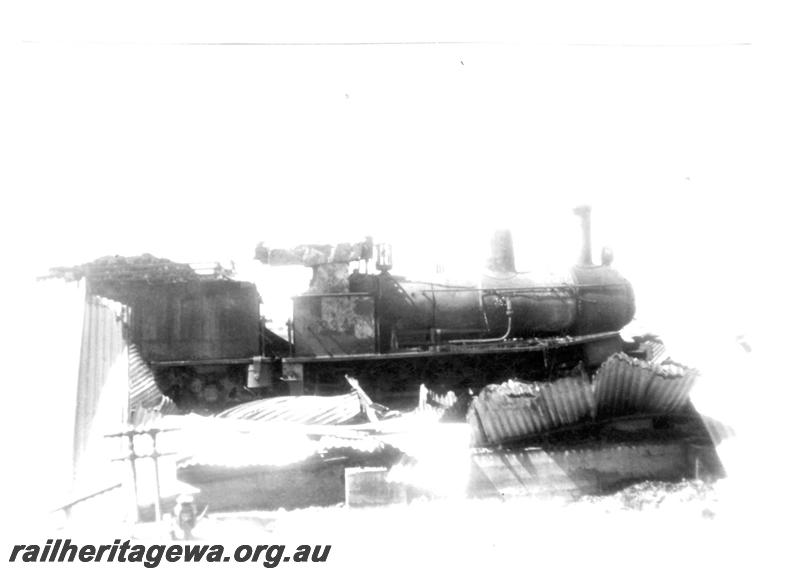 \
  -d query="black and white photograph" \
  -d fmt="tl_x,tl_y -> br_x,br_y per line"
1,2 -> 797,575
